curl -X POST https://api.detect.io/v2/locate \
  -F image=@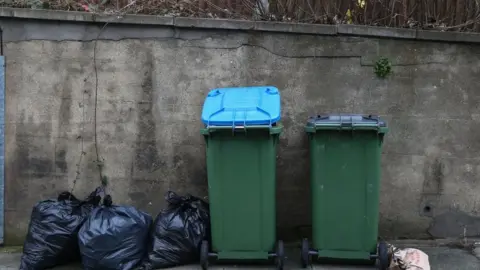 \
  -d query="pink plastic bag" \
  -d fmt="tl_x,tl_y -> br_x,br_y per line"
390,248 -> 430,270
